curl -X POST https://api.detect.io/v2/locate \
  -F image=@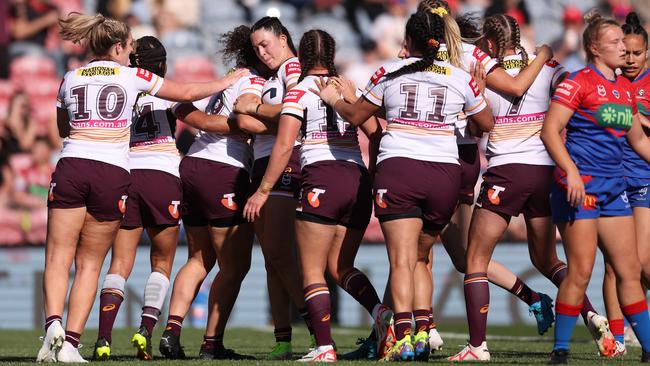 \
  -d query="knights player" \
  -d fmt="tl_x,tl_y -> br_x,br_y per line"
540,11 -> 650,364
601,11 -> 650,356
